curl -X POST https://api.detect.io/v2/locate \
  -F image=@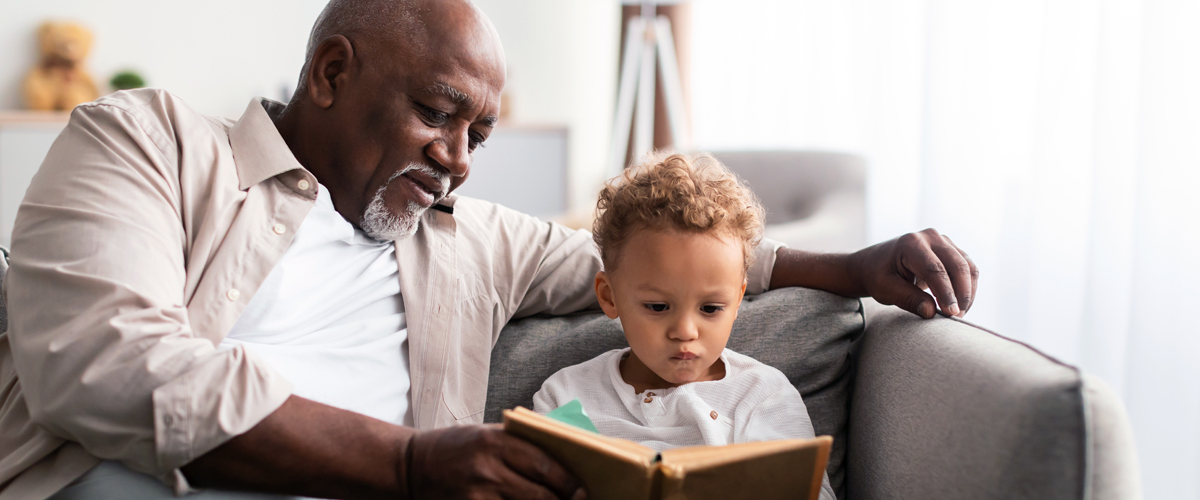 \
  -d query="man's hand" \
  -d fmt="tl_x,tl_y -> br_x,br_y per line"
846,228 -> 978,318
408,425 -> 585,500
769,228 -> 979,319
